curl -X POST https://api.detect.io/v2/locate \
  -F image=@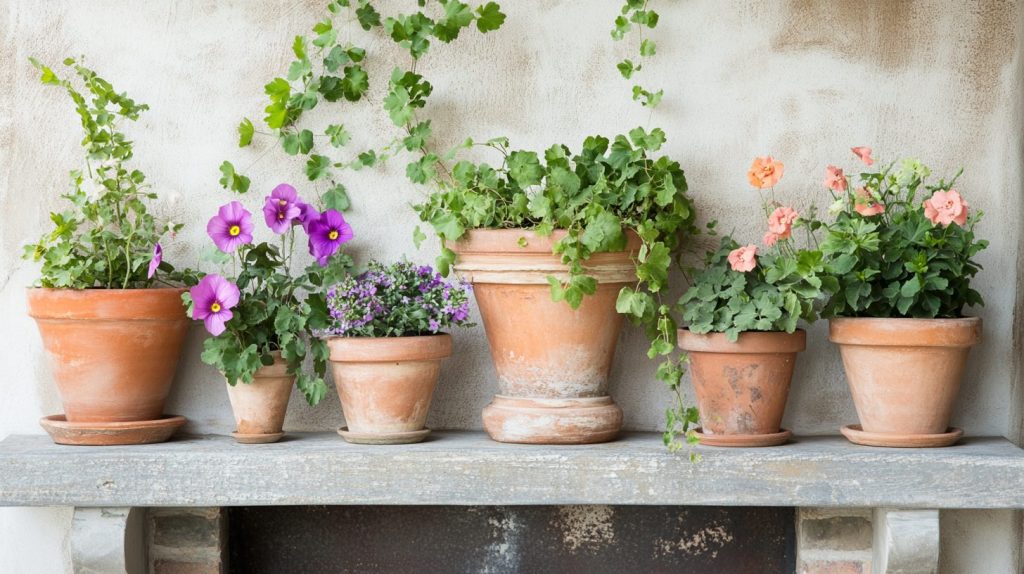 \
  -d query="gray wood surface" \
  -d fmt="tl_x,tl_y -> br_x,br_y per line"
0,432 -> 1021,508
